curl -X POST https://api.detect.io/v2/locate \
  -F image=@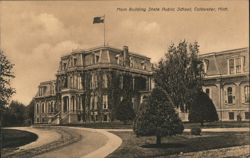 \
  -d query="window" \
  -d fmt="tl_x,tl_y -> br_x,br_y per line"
120,76 -> 123,89
103,74 -> 108,88
228,57 -> 243,74
94,96 -> 98,110
36,104 -> 39,113
132,97 -> 135,109
244,86 -> 250,103
229,59 -> 234,74
90,96 -> 94,110
245,112 -> 250,120
95,55 -> 100,63
70,76 -> 73,88
203,60 -> 209,74
73,58 -> 77,66
115,54 -> 120,64
77,76 -> 82,89
63,63 -> 67,70
141,61 -> 146,70
41,103 -> 45,113
205,88 -> 210,97
51,85 -> 55,95
227,87 -> 233,104
235,58 -> 241,73
91,74 -> 98,89
103,115 -> 108,121
129,57 -> 133,67
48,103 -> 51,113
103,95 -> 108,109
229,112 -> 234,120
